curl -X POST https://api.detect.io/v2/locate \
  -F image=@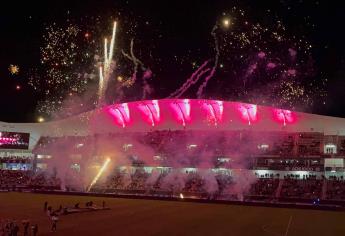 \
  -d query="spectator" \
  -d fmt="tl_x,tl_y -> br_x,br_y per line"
22,220 -> 30,236
51,215 -> 58,232
31,224 -> 38,236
